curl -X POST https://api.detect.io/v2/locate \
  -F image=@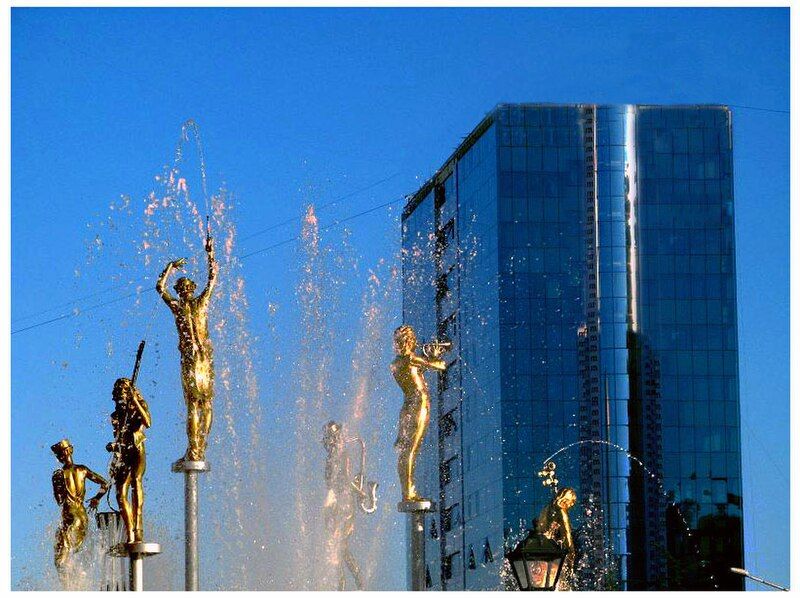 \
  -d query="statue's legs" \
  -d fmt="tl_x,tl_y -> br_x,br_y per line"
396,402 -> 413,499
183,357 -> 213,460
70,509 -> 88,551
188,401 -> 201,460
54,525 -> 69,569
342,543 -> 364,590
199,397 -> 213,455
396,398 -> 429,500
181,368 -> 203,461
132,445 -> 146,542
54,528 -> 72,589
116,476 -> 135,543
337,564 -> 346,591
